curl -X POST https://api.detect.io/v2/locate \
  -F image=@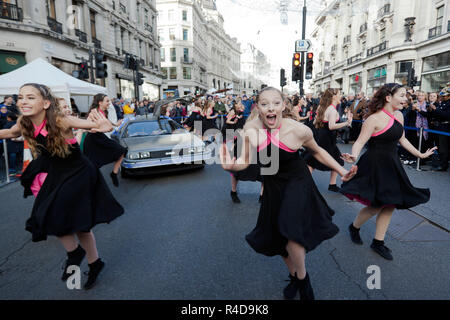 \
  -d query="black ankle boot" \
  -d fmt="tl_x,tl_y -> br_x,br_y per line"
348,223 -> 363,245
61,245 -> 86,282
295,272 -> 315,301
283,274 -> 298,300
110,172 -> 119,187
84,258 -> 105,290
230,191 -> 241,203
328,184 -> 340,192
